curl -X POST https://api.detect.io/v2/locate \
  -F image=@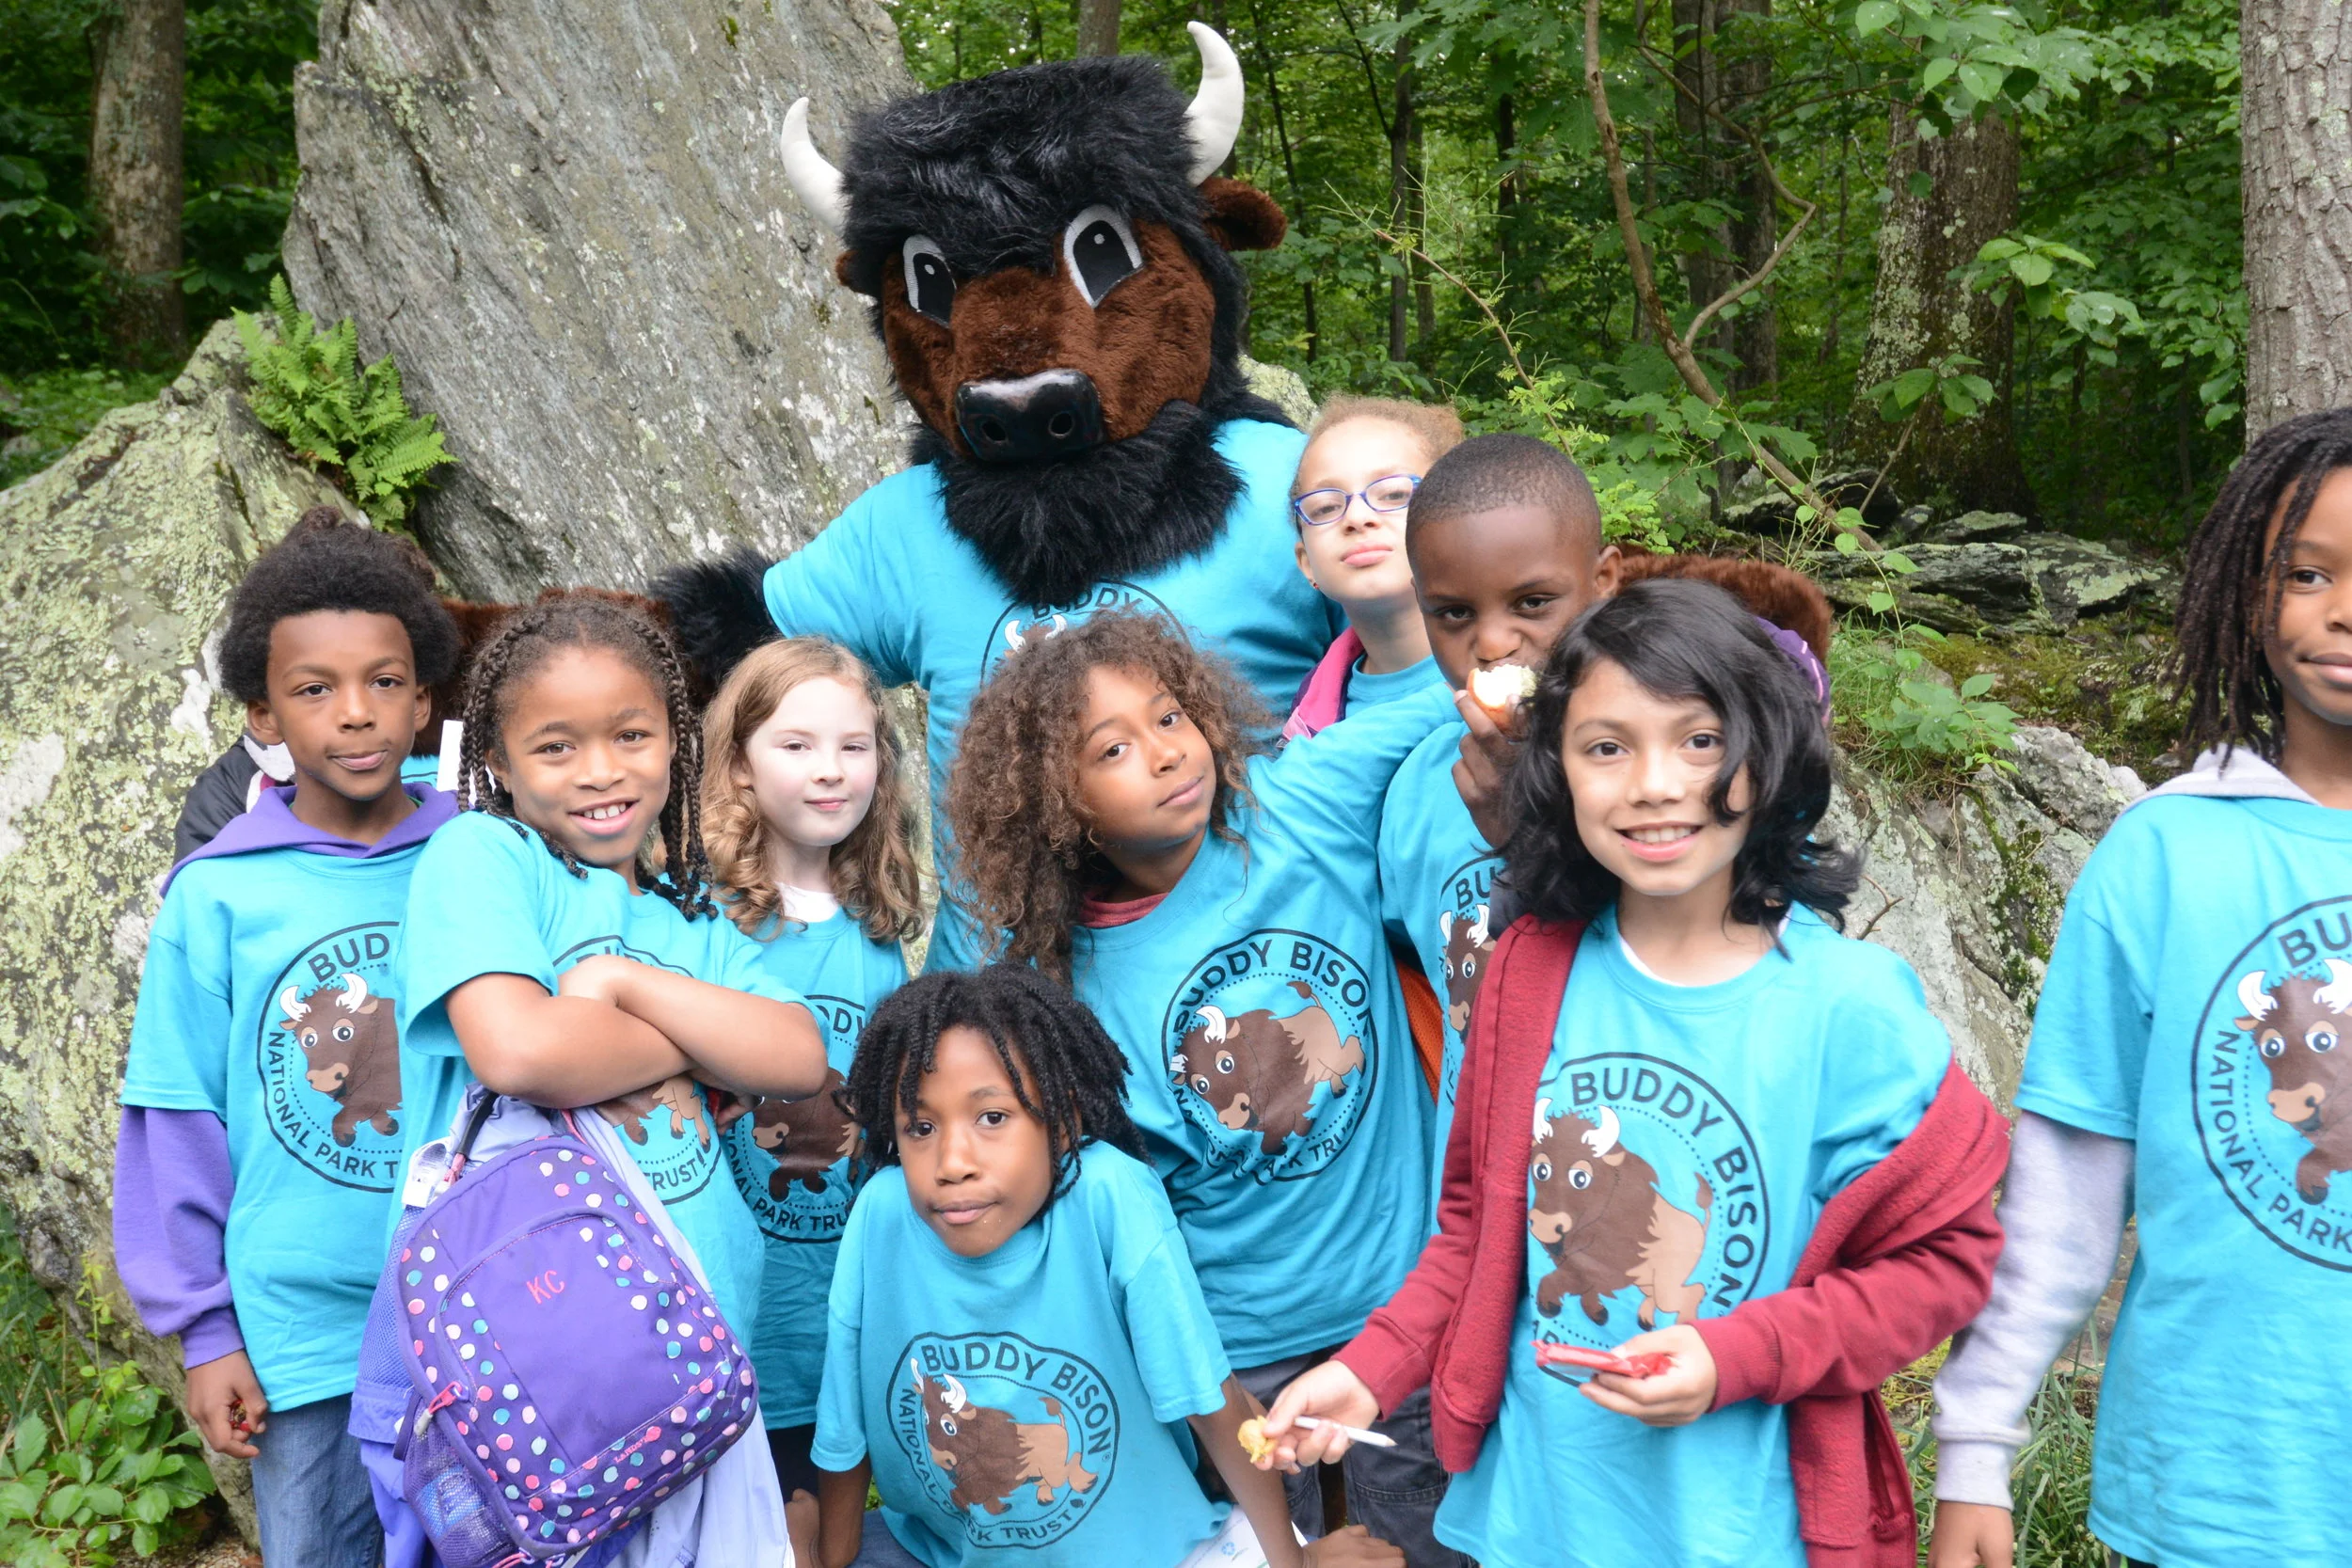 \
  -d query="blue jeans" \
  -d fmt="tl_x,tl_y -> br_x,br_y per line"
1233,1353 -> 1471,1568
251,1393 -> 381,1568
